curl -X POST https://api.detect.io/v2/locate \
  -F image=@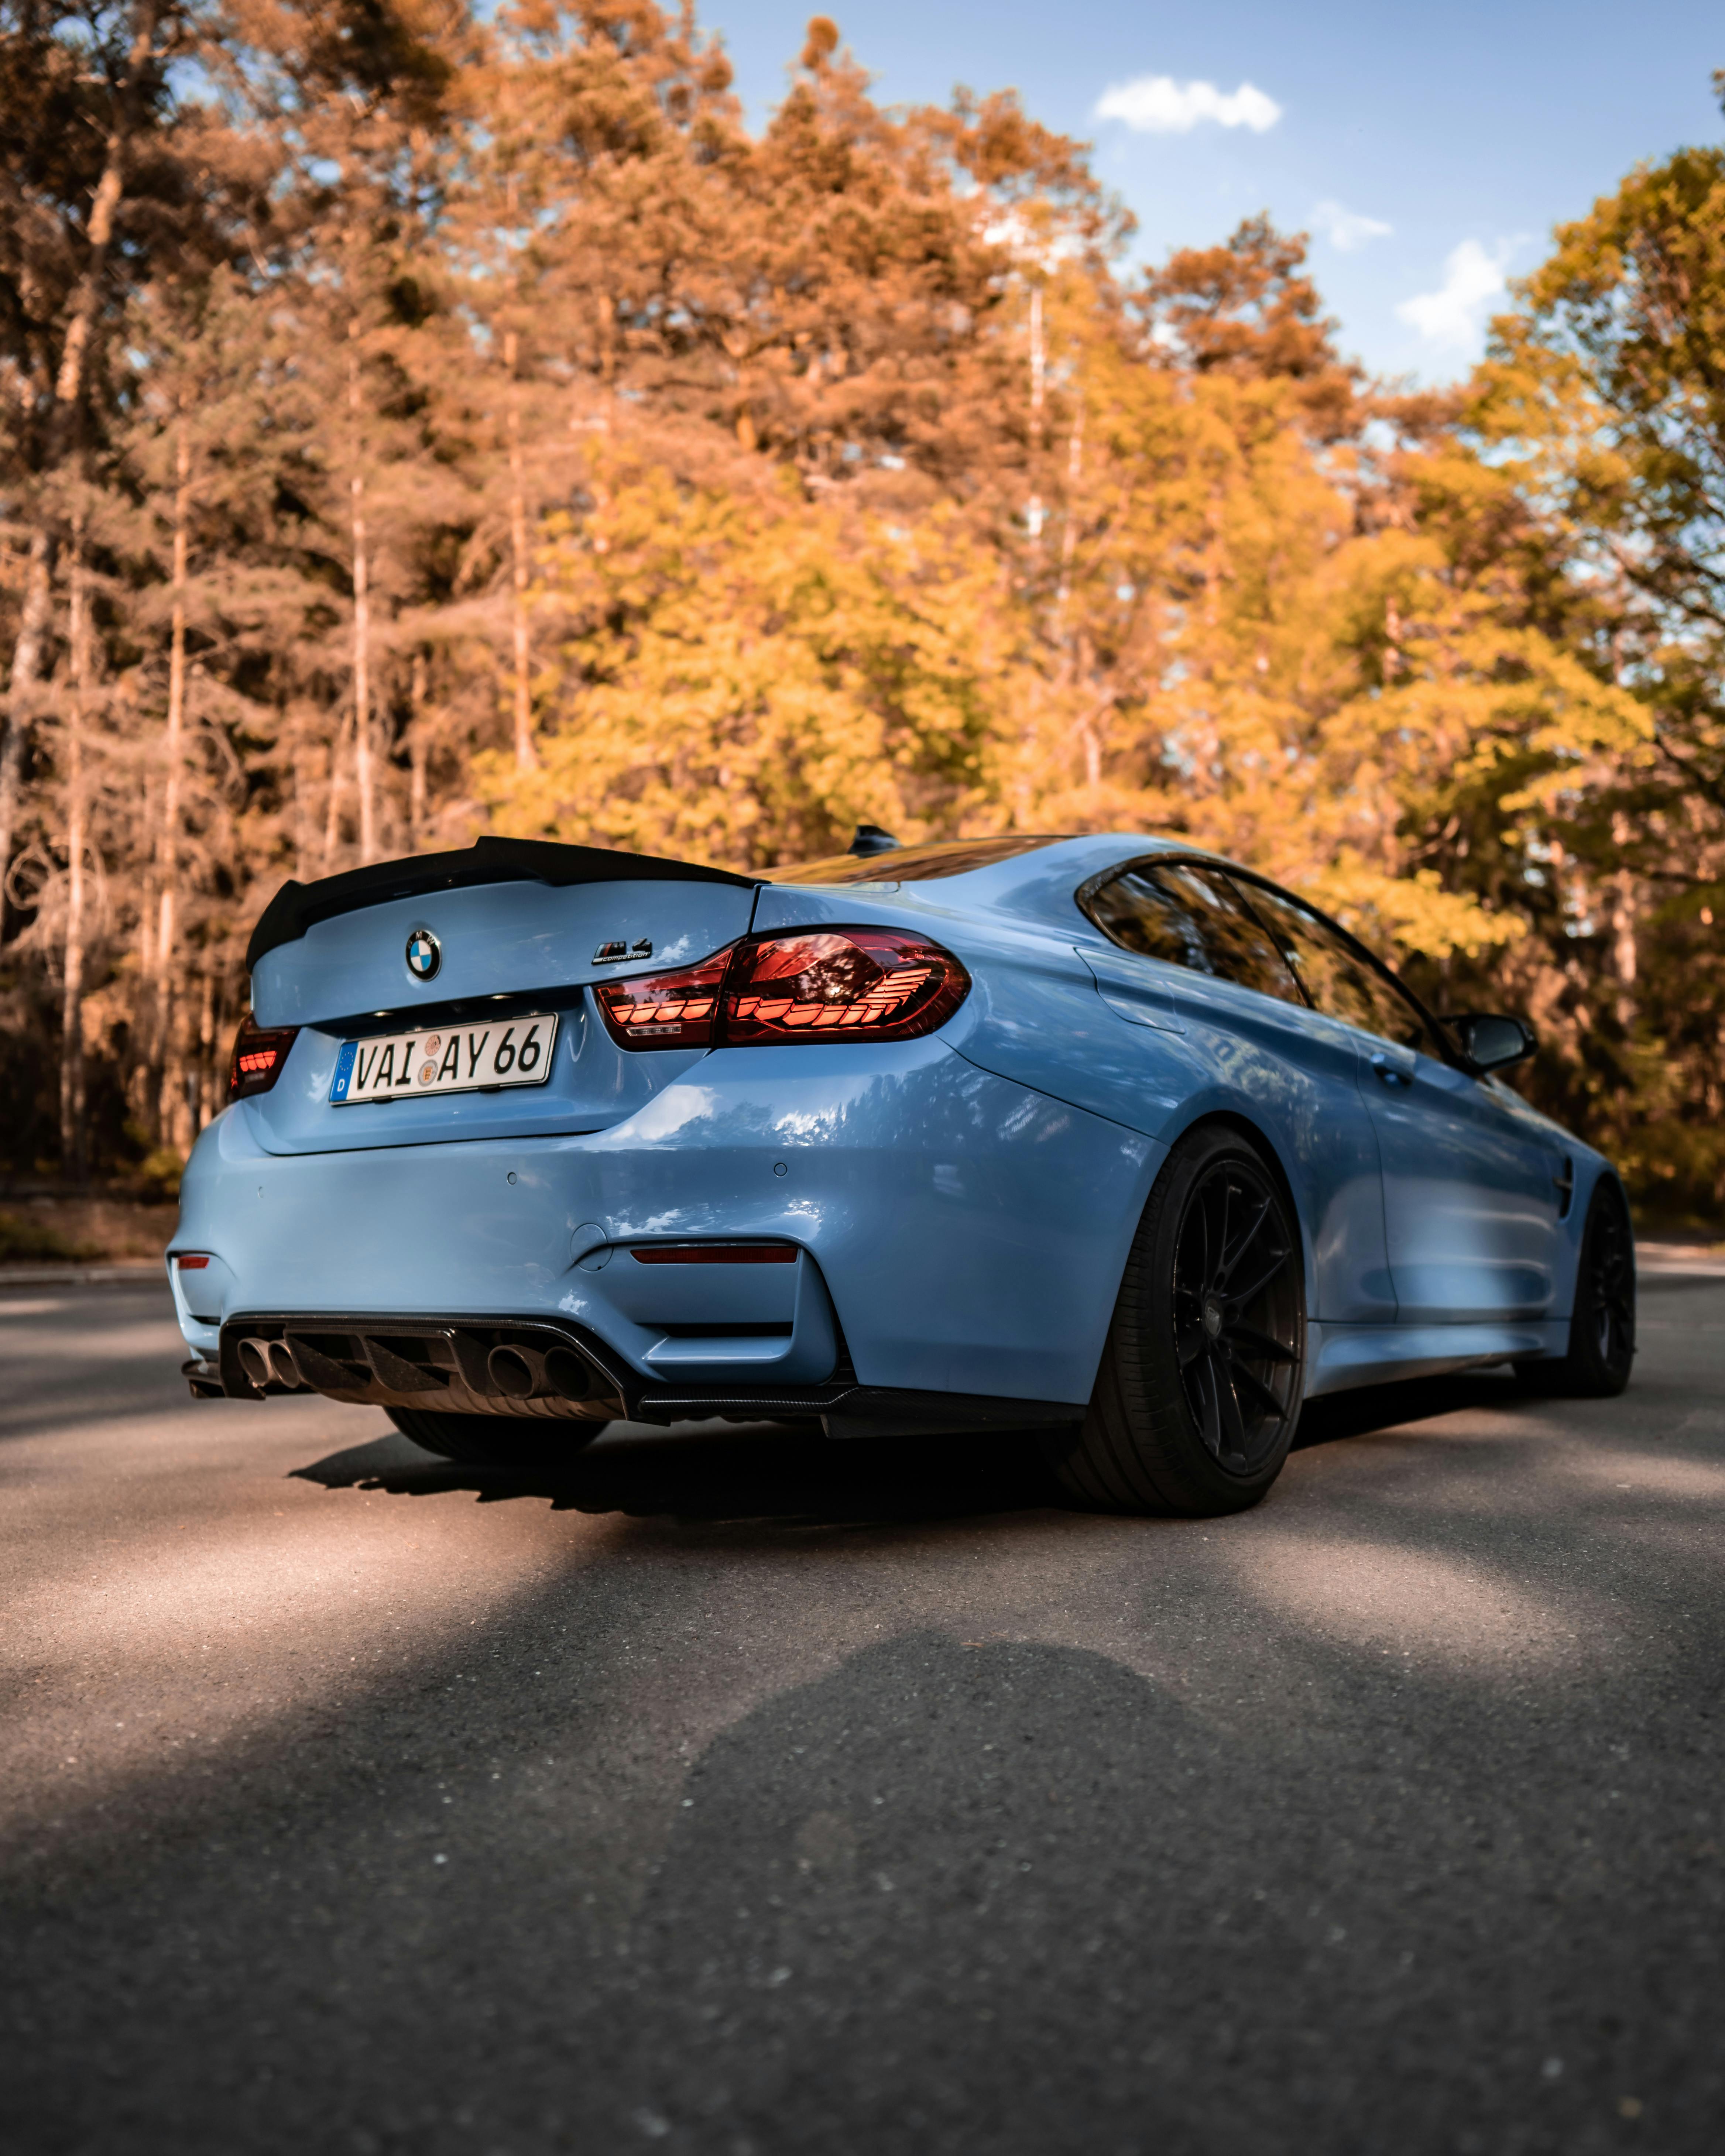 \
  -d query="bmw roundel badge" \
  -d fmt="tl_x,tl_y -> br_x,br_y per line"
405,927 -> 441,981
